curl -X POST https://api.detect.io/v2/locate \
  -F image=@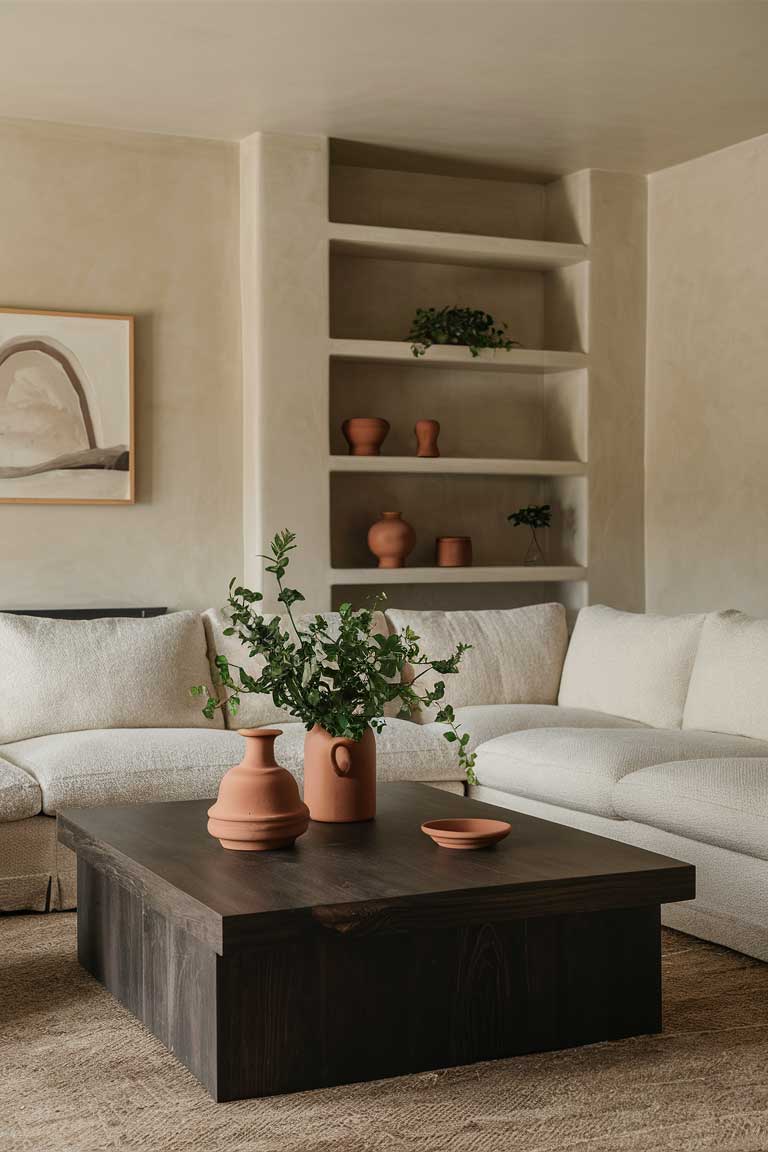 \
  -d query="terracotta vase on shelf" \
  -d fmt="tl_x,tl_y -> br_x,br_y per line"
436,536 -> 473,567
415,419 -> 440,457
367,511 -> 416,568
303,725 -> 376,822
207,728 -> 309,851
342,417 -> 390,457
